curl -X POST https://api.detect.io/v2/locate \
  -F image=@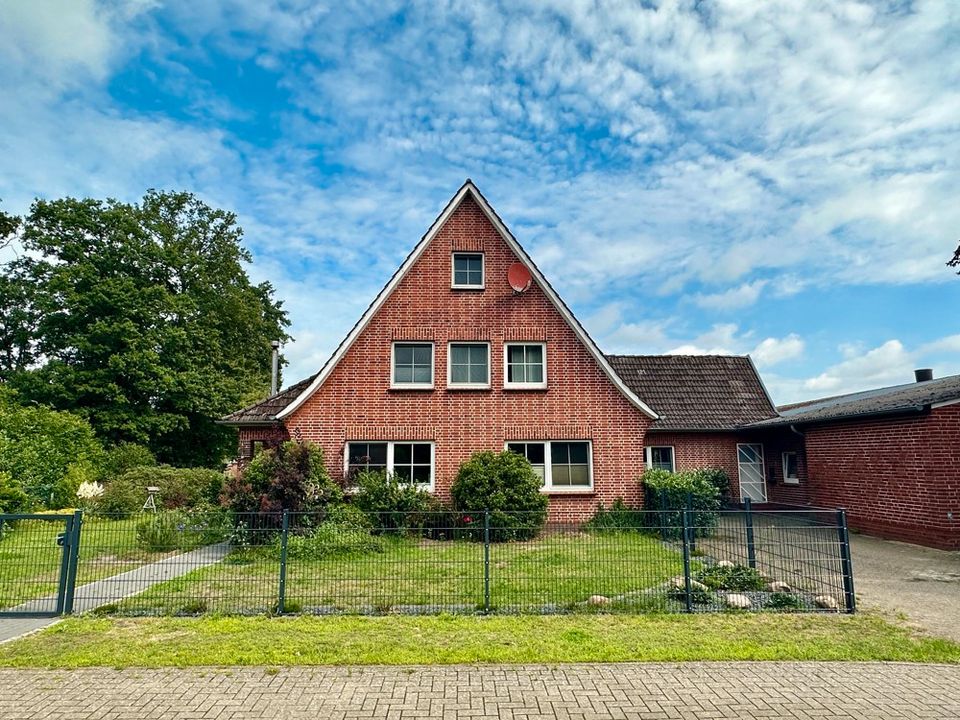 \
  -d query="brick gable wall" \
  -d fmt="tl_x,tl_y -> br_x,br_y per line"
279,195 -> 653,520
